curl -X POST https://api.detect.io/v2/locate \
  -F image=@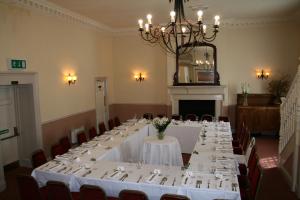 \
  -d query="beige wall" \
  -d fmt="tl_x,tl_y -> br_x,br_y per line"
112,34 -> 167,104
215,22 -> 300,106
166,22 -> 300,107
0,3 -> 114,123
